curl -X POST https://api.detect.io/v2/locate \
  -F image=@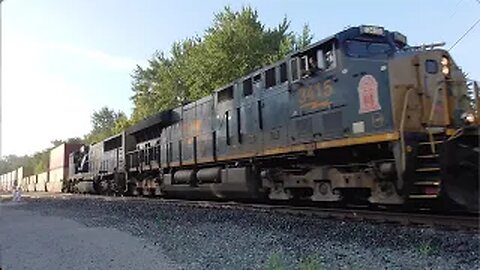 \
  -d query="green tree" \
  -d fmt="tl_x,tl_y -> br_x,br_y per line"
66,137 -> 84,145
130,6 -> 313,122
112,113 -> 132,134
0,138 -> 85,176
31,150 -> 50,174
50,137 -> 84,147
0,154 -> 30,175
50,139 -> 64,148
86,106 -> 125,143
